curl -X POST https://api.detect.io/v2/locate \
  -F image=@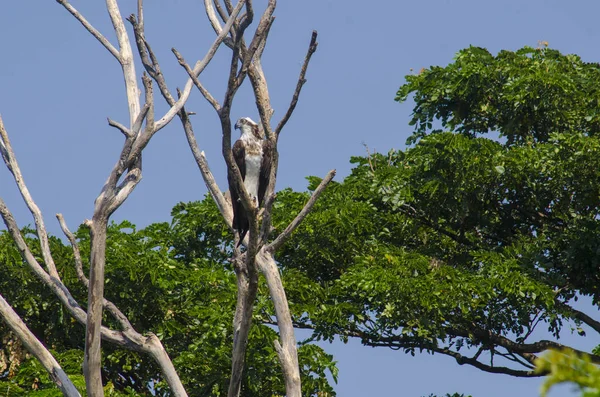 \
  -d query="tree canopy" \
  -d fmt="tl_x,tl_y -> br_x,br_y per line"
0,218 -> 336,396
271,45 -> 600,377
3,45 -> 600,395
